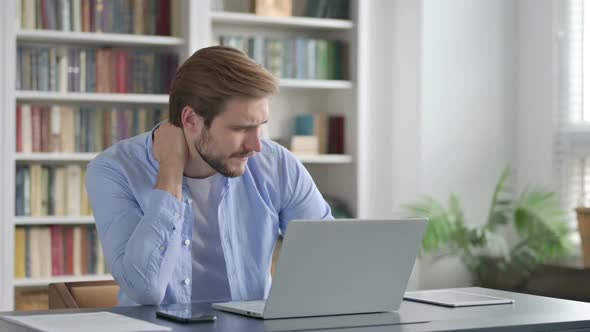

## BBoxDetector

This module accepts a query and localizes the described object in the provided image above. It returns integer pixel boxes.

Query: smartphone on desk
[156,308,217,323]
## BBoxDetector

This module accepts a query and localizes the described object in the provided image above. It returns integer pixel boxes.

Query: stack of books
[290,113,345,155]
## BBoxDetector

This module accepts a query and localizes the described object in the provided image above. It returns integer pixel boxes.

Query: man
[86,46,333,306]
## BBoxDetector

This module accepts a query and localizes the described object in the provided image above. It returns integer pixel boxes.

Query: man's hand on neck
[153,123,189,201]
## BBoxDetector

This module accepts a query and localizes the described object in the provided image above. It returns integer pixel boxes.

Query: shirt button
[184,239,190,246]
[186,199,193,204]
[174,212,180,218]
[159,245,165,252]
[184,278,191,285]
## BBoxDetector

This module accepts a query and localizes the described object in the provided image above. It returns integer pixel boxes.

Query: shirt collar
[145,120,165,172]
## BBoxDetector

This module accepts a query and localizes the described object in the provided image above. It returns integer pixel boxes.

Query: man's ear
[181,106,204,133]
[180,106,203,160]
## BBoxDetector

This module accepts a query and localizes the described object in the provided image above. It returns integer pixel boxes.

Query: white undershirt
[186,173,231,302]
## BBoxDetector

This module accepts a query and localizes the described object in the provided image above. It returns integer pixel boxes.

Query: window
[557,0,590,233]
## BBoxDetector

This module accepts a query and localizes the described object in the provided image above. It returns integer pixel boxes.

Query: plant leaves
[486,166,514,231]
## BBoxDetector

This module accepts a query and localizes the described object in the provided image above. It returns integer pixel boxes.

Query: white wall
[417,0,517,288]
[364,0,518,289]
[515,0,555,192]
[367,0,560,289]
[389,0,423,290]
[0,0,16,311]
[358,0,396,219]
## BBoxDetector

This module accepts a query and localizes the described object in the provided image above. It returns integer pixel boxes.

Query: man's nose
[244,129,262,153]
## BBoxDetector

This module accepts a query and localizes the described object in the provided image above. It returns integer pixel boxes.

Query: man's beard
[196,129,249,178]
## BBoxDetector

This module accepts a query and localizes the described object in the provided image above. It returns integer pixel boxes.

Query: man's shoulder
[253,138,293,165]
[89,133,151,170]
[247,138,301,179]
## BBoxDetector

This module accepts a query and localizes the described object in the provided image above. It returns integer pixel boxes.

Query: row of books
[14,226,107,278]
[213,0,349,20]
[21,0,171,35]
[16,46,178,94]
[16,104,166,153]
[15,164,92,217]
[291,113,345,155]
[219,35,348,80]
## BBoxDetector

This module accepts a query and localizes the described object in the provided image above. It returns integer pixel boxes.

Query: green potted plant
[403,167,573,289]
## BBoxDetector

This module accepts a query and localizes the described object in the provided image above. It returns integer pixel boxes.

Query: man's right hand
[153,123,189,201]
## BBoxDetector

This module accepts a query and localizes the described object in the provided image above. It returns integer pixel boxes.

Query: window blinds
[557,0,590,230]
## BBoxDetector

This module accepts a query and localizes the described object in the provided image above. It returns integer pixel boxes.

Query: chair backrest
[48,280,119,309]
[271,236,283,277]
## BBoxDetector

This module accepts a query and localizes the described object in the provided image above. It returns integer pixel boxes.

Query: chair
[48,280,119,309]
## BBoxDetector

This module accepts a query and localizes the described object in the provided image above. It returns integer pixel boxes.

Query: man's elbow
[122,280,166,305]
[113,265,167,305]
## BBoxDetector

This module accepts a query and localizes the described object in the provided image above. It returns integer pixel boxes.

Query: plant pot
[477,256,527,291]
[575,207,590,266]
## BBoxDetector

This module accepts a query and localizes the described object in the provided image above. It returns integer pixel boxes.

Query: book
[65,164,81,216]
[29,165,42,217]
[290,136,319,155]
[20,105,32,153]
[28,227,41,278]
[255,0,292,17]
[14,228,26,278]
[328,115,345,154]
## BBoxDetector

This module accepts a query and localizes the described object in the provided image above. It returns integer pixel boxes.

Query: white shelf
[279,79,353,89]
[14,216,94,226]
[296,154,353,164]
[15,91,170,105]
[15,152,351,164]
[15,153,98,162]
[14,274,113,287]
[17,29,185,47]
[211,12,354,30]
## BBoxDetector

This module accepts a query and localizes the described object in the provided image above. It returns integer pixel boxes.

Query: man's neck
[183,156,216,179]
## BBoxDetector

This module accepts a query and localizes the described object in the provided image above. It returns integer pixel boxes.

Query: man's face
[194,97,269,177]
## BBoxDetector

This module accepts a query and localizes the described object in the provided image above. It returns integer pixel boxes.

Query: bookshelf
[210,11,355,29]
[16,29,185,47]
[0,0,369,311]
[15,91,170,105]
[14,274,113,288]
[14,216,95,226]
[279,79,353,89]
[16,153,98,162]
[15,153,352,165]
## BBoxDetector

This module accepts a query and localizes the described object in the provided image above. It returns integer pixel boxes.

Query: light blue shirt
[86,125,333,306]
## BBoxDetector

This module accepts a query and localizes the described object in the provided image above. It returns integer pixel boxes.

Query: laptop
[212,218,428,319]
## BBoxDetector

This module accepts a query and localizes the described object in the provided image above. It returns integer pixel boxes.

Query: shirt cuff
[144,189,186,241]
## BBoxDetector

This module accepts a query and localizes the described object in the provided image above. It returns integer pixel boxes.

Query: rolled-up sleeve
[86,159,185,305]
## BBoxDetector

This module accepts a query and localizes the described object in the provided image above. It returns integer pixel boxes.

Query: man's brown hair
[168,46,278,128]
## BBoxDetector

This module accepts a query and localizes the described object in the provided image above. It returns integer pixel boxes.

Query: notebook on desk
[213,218,428,319]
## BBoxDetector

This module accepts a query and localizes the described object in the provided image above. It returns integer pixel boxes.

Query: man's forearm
[87,162,187,305]
[155,163,183,201]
